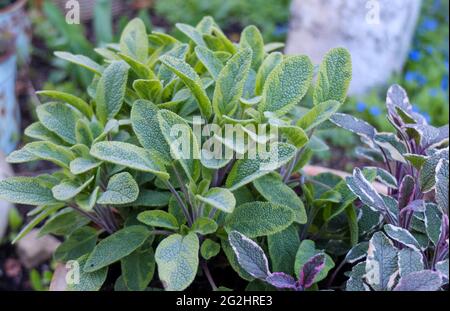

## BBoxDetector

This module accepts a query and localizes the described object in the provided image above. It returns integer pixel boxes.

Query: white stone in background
[0,151,14,240]
[16,229,60,269]
[285,0,422,96]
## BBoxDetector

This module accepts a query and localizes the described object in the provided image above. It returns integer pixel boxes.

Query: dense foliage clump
[1,16,447,291]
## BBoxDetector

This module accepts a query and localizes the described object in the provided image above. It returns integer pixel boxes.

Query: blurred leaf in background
[154,0,291,41]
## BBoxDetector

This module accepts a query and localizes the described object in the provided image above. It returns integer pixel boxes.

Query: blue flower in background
[416,73,427,86]
[422,18,438,32]
[412,105,420,113]
[423,113,431,123]
[426,45,434,54]
[405,71,417,82]
[273,24,288,37]
[356,101,366,112]
[432,0,442,12]
[369,106,381,116]
[442,75,449,91]
[445,60,449,72]
[404,71,427,85]
[429,88,439,97]
[409,50,422,62]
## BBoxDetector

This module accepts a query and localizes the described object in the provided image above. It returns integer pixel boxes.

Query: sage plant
[331,85,449,291]
[0,17,352,291]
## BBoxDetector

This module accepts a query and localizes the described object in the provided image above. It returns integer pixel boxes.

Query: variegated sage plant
[330,85,449,291]
[0,17,353,291]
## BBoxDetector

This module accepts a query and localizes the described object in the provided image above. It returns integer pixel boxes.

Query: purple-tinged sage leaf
[365,166,398,189]
[294,240,335,283]
[435,159,449,213]
[346,262,369,291]
[420,147,448,193]
[404,124,449,150]
[298,253,326,289]
[345,242,369,264]
[330,113,377,147]
[355,147,384,163]
[380,194,399,224]
[374,133,407,163]
[394,270,442,291]
[424,203,443,246]
[398,248,424,277]
[435,259,449,283]
[386,84,413,117]
[265,272,297,290]
[228,231,270,279]
[398,175,415,209]
[437,215,449,255]
[346,168,388,215]
[365,232,399,291]
[384,224,421,252]
[403,200,425,213]
[404,153,427,170]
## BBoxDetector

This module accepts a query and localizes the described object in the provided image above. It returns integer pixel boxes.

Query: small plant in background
[29,0,153,92]
[29,268,53,291]
[0,16,354,291]
[331,84,448,291]
[154,0,291,42]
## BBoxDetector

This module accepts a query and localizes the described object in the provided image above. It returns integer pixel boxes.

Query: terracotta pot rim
[0,0,27,14]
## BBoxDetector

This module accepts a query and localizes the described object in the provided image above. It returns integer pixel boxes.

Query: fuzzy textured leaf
[69,254,108,291]
[131,100,171,164]
[253,172,307,224]
[268,225,300,274]
[90,141,169,179]
[259,55,313,116]
[394,270,442,291]
[121,246,155,291]
[398,248,424,277]
[228,231,270,279]
[384,224,421,252]
[155,233,199,291]
[120,18,148,63]
[313,48,352,105]
[294,240,334,284]
[0,177,58,206]
[213,48,252,118]
[159,55,212,118]
[37,103,80,144]
[85,226,150,272]
[297,100,341,132]
[225,202,295,238]
[138,210,179,230]
[226,142,297,191]
[196,187,236,214]
[97,172,139,205]
[52,176,94,201]
[365,232,399,291]
[95,61,129,124]
[255,52,283,96]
